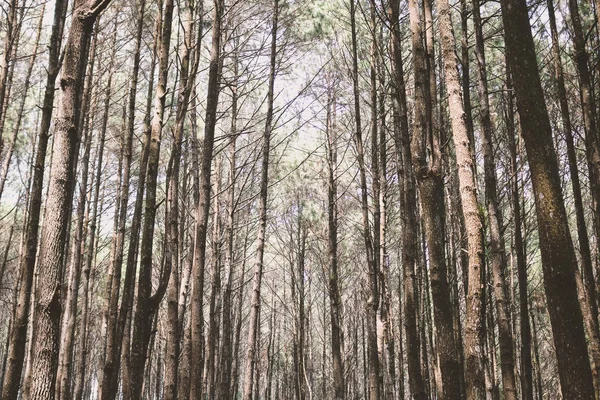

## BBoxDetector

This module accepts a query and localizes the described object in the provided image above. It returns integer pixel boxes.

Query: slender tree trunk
[128,0,175,396]
[326,73,345,400]
[0,4,44,200]
[348,2,380,398]
[547,0,600,395]
[218,43,239,400]
[504,55,534,400]
[436,0,486,396]
[164,1,197,398]
[501,0,595,396]
[471,1,518,398]
[190,0,222,398]
[98,1,147,397]
[0,0,19,157]
[242,2,278,398]
[1,1,68,396]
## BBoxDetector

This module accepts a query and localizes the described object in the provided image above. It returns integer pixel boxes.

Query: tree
[500,0,595,396]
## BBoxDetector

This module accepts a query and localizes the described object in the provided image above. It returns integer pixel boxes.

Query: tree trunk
[98,1,147,397]
[28,1,111,398]
[1,1,68,396]
[500,0,595,396]
[436,0,486,396]
[326,73,345,400]
[349,1,380,398]
[242,2,278,398]
[189,0,222,398]
[128,0,175,396]
[471,0,518,398]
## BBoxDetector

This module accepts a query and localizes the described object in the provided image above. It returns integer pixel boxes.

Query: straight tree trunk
[504,55,534,400]
[406,0,462,397]
[0,4,44,200]
[548,0,600,395]
[349,2,380,398]
[1,1,68,396]
[217,43,239,400]
[164,1,197,398]
[28,1,112,398]
[189,0,222,397]
[435,0,486,397]
[500,0,595,396]
[326,73,345,400]
[471,1,518,398]
[127,0,175,396]
[242,2,278,398]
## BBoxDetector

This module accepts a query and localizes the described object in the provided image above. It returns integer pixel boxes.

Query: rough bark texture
[28,1,111,398]
[435,0,486,397]
[500,0,595,397]
[471,1,518,398]
[127,0,174,397]
[1,1,68,397]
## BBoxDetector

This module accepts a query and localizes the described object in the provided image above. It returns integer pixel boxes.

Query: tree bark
[500,0,596,396]
[471,1,518,398]
[127,0,174,396]
[28,1,111,398]
[242,2,278,398]
[1,1,68,396]
[435,0,486,397]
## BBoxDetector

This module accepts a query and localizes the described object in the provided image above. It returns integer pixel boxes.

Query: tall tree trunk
[218,42,239,400]
[0,4,44,200]
[0,0,19,158]
[436,0,486,397]
[28,1,112,398]
[128,0,175,396]
[164,1,197,397]
[471,0,518,398]
[242,1,278,398]
[326,73,345,400]
[548,0,600,395]
[567,0,600,305]
[189,0,222,397]
[98,0,146,397]
[348,1,380,398]
[406,0,462,398]
[500,0,596,396]
[504,55,534,400]
[1,1,68,396]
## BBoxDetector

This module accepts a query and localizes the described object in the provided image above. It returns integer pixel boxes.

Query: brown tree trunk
[127,0,174,396]
[28,1,112,398]
[98,1,157,398]
[501,0,595,396]
[348,2,380,398]
[504,55,534,400]
[1,1,68,396]
[435,0,486,397]
[189,0,222,397]
[548,0,600,395]
[0,4,44,200]
[217,43,239,400]
[242,2,278,398]
[471,0,518,398]
[326,73,345,400]
[163,1,197,398]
